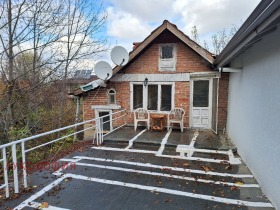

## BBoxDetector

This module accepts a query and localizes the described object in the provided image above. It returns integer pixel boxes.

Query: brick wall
[125,42,211,74]
[82,39,229,137]
[174,82,190,127]
[217,73,229,130]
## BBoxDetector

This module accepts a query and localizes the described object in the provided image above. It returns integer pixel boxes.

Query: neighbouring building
[214,0,280,208]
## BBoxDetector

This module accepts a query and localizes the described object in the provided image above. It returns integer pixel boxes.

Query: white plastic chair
[167,108,185,132]
[134,108,150,131]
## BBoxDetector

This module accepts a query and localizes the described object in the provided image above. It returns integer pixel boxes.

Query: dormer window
[107,89,116,104]
[159,43,176,71]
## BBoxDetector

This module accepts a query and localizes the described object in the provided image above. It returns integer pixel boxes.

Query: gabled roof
[112,20,214,76]
[73,20,214,96]
[214,0,280,67]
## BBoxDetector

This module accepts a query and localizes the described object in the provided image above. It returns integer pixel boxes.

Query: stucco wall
[227,27,280,208]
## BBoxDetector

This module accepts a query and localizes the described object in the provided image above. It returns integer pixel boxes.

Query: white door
[95,110,113,131]
[191,79,212,128]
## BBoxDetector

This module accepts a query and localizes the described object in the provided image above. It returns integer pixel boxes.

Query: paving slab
[195,130,236,151]
[133,130,167,145]
[103,126,145,143]
[167,129,195,146]
[3,135,274,210]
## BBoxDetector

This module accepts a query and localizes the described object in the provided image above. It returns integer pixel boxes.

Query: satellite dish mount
[95,45,129,81]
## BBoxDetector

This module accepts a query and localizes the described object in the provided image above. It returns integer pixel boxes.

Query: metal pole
[96,119,100,145]
[2,148,9,197]
[12,144,19,193]
[21,142,27,188]
[100,117,103,144]
[73,97,80,142]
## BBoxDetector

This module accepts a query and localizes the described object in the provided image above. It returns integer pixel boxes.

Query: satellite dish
[94,61,112,80]
[111,46,129,66]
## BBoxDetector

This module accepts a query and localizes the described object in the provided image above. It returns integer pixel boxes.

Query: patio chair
[167,108,185,132]
[134,108,150,131]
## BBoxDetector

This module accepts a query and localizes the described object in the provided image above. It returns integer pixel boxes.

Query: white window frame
[107,88,116,105]
[158,43,177,72]
[130,82,175,113]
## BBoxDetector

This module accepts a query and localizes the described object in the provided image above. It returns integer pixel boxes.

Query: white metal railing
[0,109,127,198]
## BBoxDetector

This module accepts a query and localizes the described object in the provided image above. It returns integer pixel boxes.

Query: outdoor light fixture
[144,78,148,87]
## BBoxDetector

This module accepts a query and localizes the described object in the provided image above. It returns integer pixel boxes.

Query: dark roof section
[214,0,280,67]
[112,20,214,76]
[73,70,93,79]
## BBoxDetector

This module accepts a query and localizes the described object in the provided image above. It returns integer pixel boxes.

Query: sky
[98,0,261,65]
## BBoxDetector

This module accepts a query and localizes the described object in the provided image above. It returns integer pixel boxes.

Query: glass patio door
[191,80,211,128]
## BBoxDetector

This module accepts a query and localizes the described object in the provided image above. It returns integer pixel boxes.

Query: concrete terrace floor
[4,126,275,210]
[103,126,235,150]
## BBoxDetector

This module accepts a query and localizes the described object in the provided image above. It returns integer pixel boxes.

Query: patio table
[150,113,166,131]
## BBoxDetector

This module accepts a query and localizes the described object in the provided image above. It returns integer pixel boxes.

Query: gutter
[215,0,280,67]
[80,79,107,92]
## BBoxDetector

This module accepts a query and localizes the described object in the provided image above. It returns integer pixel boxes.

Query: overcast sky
[101,0,261,57]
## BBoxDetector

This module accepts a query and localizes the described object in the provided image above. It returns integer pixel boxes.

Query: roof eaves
[112,21,167,76]
[166,22,214,64]
[214,0,280,67]
[112,20,214,76]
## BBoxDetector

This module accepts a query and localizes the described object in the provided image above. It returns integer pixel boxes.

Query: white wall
[227,26,280,208]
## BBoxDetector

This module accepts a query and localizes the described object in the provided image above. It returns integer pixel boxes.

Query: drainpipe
[73,96,81,142]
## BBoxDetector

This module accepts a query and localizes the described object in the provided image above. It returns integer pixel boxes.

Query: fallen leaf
[165,198,173,202]
[38,202,49,209]
[236,181,244,186]
[230,186,239,191]
[201,165,214,172]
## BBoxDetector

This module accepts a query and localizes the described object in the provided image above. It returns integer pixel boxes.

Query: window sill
[91,104,121,110]
[158,69,176,72]
[131,109,171,114]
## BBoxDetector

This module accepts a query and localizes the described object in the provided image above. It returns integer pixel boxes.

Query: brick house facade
[76,20,229,137]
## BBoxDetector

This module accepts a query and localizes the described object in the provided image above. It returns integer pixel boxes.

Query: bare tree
[191,26,200,44]
[0,0,36,134]
[190,24,240,55]
[0,0,108,141]
[203,40,209,51]
[211,24,239,55]
[57,0,107,128]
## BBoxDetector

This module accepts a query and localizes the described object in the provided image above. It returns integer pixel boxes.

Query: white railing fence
[0,109,127,198]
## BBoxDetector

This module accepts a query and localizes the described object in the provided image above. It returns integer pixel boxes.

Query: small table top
[150,113,165,119]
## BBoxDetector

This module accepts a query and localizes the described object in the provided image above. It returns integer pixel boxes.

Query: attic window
[159,44,176,71]
[161,46,173,59]
[108,89,116,104]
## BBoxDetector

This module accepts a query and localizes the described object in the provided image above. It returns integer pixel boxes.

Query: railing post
[12,144,19,193]
[2,147,9,198]
[21,142,27,188]
[100,117,103,144]
[96,119,100,145]
[74,96,80,142]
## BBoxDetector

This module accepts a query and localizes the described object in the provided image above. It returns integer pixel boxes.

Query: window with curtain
[147,85,158,110]
[161,85,172,111]
[132,83,173,111]
[133,84,143,109]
